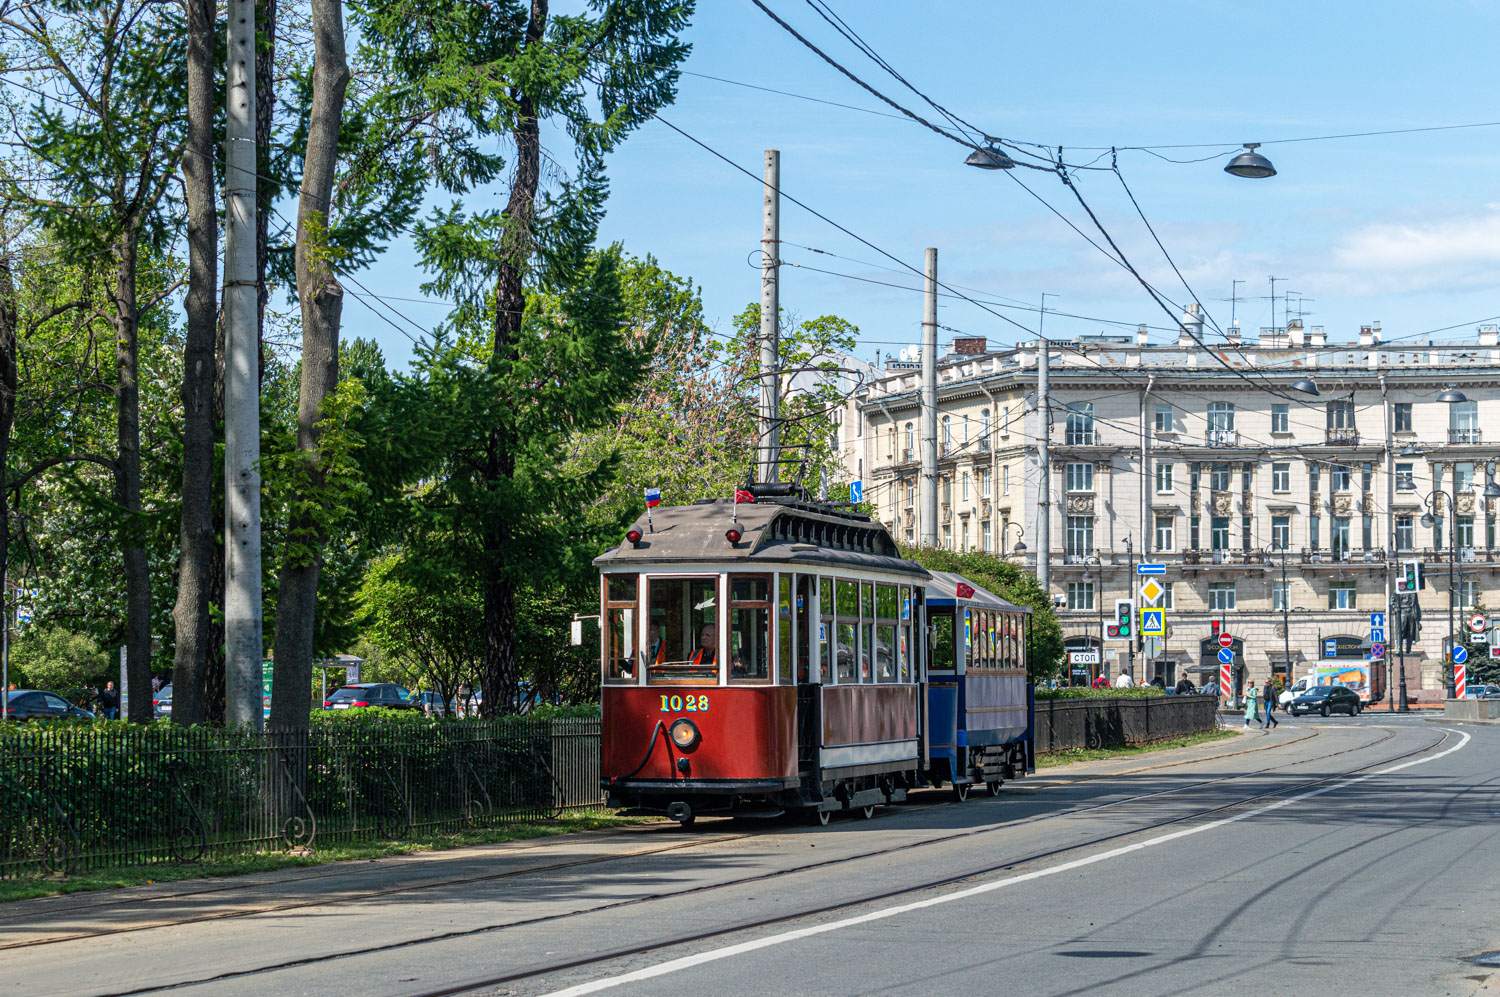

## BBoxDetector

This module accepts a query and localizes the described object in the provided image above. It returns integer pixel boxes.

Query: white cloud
[1324,209,1500,293]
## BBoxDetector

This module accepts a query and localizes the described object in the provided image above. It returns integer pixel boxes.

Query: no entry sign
[1219,633,1234,649]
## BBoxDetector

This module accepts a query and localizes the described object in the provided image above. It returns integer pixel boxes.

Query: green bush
[1037,686,1164,700]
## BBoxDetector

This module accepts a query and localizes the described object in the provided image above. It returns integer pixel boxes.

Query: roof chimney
[1310,325,1326,347]
[1136,323,1149,346]
[1178,303,1204,347]
[1359,325,1373,347]
[1288,318,1305,348]
[1371,320,1382,344]
[1480,324,1499,347]
[1226,321,1242,346]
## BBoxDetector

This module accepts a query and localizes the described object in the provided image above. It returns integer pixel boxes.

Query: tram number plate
[659,694,709,713]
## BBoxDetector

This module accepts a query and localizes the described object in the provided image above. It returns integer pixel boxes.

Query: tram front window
[646,576,718,683]
[603,574,638,684]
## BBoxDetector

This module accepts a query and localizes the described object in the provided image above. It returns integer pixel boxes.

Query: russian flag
[644,487,662,508]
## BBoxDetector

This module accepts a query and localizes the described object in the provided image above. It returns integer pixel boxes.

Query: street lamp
[964,145,1016,170]
[1224,143,1277,179]
[1289,377,1320,396]
[1436,386,1469,404]
[1001,521,1026,557]
[1264,545,1293,694]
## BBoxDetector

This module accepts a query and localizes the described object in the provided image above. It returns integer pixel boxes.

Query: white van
[1279,674,1315,707]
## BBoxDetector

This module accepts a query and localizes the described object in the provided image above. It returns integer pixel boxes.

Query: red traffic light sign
[1218,633,1234,648]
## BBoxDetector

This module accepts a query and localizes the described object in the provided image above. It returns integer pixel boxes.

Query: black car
[1289,683,1362,717]
[3,689,95,720]
[322,683,417,711]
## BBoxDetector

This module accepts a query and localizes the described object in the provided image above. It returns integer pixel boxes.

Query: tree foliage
[10,626,109,693]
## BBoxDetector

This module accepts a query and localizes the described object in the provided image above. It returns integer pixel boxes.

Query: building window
[1272,516,1290,550]
[1002,466,1010,495]
[1461,579,1480,609]
[943,476,952,505]
[1161,581,1174,610]
[1326,398,1355,432]
[1211,516,1229,550]
[1068,581,1094,611]
[1272,463,1290,493]
[1272,580,1289,612]
[1190,464,1201,491]
[1456,462,1475,493]
[1241,464,1253,492]
[1451,400,1480,443]
[1066,402,1095,445]
[1241,516,1252,550]
[1395,515,1414,552]
[1156,463,1174,493]
[906,480,915,507]
[1394,402,1413,433]
[1331,464,1351,492]
[1155,403,1174,433]
[982,520,992,552]
[1208,400,1236,431]
[1190,516,1200,549]
[1066,516,1094,555]
[1332,516,1351,556]
[1207,582,1236,611]
[943,524,952,549]
[1310,464,1320,493]
[1458,515,1475,550]
[1396,462,1415,491]
[961,471,970,501]
[905,529,913,543]
[1065,462,1094,492]
[942,415,951,447]
[1362,515,1373,550]
[981,468,991,498]
[980,408,991,443]
[1155,515,1174,551]
[1328,583,1356,610]
[1362,462,1373,493]
[1310,517,1321,550]
[1001,405,1011,437]
[962,415,970,445]
[1271,403,1289,433]
[1210,463,1231,492]
[961,519,969,550]
[1433,515,1444,550]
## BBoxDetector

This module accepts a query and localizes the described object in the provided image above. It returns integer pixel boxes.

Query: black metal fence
[1033,695,1218,752]
[0,718,604,881]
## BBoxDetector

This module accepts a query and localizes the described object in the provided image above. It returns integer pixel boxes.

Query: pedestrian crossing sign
[1140,608,1166,636]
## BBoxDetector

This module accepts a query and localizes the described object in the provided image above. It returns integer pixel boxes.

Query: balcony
[901,448,915,464]
[1064,431,1097,446]
[1204,429,1238,447]
[1450,428,1483,444]
[1063,552,1095,564]
[1325,427,1360,445]
[1299,547,1388,564]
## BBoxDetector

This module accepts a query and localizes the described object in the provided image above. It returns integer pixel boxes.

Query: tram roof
[925,570,1031,614]
[595,498,927,579]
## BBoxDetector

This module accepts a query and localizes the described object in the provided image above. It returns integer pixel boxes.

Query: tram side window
[835,578,858,684]
[729,575,771,682]
[875,583,899,682]
[931,614,955,672]
[860,583,876,683]
[898,585,913,682]
[646,576,718,684]
[796,575,814,683]
[982,611,994,668]
[777,575,794,684]
[819,576,834,682]
[604,574,638,683]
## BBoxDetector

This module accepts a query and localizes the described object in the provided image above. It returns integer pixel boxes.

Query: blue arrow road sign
[850,480,863,503]
[1370,627,1385,644]
[1217,647,1234,664]
[1454,645,1469,664]
[1370,612,1385,629]
[1137,563,1166,575]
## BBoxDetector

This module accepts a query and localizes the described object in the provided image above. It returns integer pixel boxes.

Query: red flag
[734,488,756,504]
[955,581,976,599]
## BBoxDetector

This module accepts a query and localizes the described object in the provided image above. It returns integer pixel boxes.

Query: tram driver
[689,623,717,667]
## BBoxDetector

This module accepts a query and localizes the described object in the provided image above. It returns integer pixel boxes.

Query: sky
[351,0,1500,371]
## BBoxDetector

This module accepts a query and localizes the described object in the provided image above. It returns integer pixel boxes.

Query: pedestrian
[1262,679,1279,728]
[1243,683,1261,729]
[99,681,119,720]
[1113,669,1135,688]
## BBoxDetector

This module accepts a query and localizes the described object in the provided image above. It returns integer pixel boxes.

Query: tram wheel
[985,780,1002,797]
[953,783,971,802]
[861,804,877,820]
[809,808,831,827]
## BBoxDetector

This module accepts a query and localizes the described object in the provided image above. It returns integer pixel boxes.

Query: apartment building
[842,316,1500,699]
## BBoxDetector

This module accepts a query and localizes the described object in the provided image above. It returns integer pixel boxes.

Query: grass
[1036,727,1239,769]
[0,812,651,905]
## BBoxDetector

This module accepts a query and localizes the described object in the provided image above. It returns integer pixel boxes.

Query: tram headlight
[668,718,701,750]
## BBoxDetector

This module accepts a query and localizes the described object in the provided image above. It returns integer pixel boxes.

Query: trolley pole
[224,0,263,728]
[919,247,938,547]
[758,149,780,483]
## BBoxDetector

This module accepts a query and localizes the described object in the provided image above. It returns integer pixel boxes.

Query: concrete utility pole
[1036,334,1051,591]
[919,247,938,546]
[224,0,263,729]
[759,149,780,483]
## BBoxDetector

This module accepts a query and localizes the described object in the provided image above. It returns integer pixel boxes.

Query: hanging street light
[965,145,1016,170]
[1289,377,1320,396]
[1225,142,1277,179]
[1437,386,1469,404]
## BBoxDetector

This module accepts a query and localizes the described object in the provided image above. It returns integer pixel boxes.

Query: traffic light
[1211,618,1221,639]
[1396,559,1424,593]
[1107,598,1134,640]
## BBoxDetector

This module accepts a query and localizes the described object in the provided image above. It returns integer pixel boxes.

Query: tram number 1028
[660,694,709,713]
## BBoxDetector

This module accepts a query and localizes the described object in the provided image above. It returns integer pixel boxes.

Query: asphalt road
[7,716,1499,997]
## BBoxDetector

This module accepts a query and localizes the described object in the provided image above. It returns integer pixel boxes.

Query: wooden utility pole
[759,149,780,483]
[224,0,263,728]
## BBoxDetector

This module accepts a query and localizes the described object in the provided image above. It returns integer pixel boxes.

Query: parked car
[1470,684,1500,699]
[322,683,416,711]
[410,690,443,715]
[153,683,173,718]
[3,689,95,720]
[1288,683,1362,717]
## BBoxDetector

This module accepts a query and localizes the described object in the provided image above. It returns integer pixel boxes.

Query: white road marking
[543,728,1472,997]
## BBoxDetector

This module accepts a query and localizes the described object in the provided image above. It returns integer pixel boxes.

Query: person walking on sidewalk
[1262,679,1279,728]
[1244,683,1261,729]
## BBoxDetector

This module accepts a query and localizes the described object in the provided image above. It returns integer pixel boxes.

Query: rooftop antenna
[1268,276,1287,332]
[1039,292,1056,340]
[1230,279,1243,332]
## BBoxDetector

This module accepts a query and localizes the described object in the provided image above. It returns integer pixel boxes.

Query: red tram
[596,490,928,825]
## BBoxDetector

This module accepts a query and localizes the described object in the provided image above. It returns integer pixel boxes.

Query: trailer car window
[835,578,858,684]
[875,583,899,682]
[931,614,954,671]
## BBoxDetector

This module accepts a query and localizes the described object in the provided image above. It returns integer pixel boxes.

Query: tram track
[55,724,1444,997]
[2,723,1322,949]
